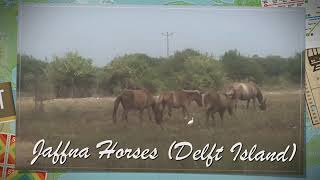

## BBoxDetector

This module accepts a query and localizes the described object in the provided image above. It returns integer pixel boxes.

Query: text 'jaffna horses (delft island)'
[224,82,267,110]
[112,89,162,125]
[157,89,202,121]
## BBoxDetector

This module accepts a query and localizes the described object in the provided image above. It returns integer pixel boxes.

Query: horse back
[204,91,233,112]
[158,90,196,107]
[134,90,155,107]
[173,90,194,106]
[158,91,173,104]
[121,89,152,109]
[203,91,219,109]
[234,83,257,100]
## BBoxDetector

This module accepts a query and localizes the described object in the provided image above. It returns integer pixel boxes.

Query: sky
[19,5,305,66]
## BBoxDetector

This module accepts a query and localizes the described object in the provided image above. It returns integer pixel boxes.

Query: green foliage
[259,55,288,77]
[234,0,261,6]
[18,54,48,92]
[20,49,303,97]
[221,49,264,83]
[287,52,304,83]
[174,54,225,89]
[221,50,303,85]
[0,8,18,82]
[165,1,194,5]
[102,53,158,94]
[48,51,96,97]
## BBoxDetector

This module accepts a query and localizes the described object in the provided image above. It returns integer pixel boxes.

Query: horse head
[193,90,203,107]
[259,98,267,111]
[224,86,236,98]
[152,102,164,125]
[183,90,203,107]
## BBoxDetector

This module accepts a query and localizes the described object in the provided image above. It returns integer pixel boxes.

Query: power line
[161,32,174,57]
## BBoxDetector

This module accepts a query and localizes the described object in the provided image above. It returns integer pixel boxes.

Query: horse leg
[123,109,128,122]
[163,105,169,121]
[246,99,250,109]
[168,105,172,118]
[206,109,210,126]
[228,106,233,116]
[253,98,256,110]
[234,99,238,110]
[182,106,189,120]
[161,102,167,117]
[121,108,125,121]
[139,109,144,125]
[211,111,216,127]
[147,108,152,121]
[219,110,225,127]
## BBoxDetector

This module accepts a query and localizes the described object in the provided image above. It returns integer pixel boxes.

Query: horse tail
[113,95,122,123]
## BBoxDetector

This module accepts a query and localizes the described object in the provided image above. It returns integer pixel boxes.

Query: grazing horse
[202,90,234,127]
[224,82,267,110]
[158,89,202,120]
[112,89,162,124]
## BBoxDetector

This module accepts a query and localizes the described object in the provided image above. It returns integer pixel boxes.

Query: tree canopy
[19,49,303,98]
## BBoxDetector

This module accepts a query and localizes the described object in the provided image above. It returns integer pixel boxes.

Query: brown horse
[202,90,234,127]
[112,89,162,124]
[224,82,267,110]
[158,89,202,120]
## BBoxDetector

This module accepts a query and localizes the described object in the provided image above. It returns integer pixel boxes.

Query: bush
[20,49,303,97]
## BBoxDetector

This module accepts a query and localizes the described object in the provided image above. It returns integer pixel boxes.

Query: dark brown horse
[158,89,202,120]
[202,90,234,127]
[224,82,267,110]
[112,89,162,124]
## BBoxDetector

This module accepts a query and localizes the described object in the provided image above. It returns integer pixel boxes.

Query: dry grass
[16,90,304,175]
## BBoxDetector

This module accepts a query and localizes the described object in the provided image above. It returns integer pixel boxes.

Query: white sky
[19,5,305,66]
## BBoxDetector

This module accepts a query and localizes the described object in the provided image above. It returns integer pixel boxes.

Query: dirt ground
[16,90,304,175]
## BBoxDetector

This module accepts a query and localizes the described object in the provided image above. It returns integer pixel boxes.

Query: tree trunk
[34,82,39,112]
[71,77,75,98]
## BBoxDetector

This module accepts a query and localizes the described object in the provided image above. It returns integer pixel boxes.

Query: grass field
[16,90,304,175]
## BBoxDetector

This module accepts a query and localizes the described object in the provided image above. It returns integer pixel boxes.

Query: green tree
[102,53,159,94]
[18,54,49,112]
[287,52,304,83]
[48,51,96,98]
[221,49,264,83]
[177,54,225,89]
[259,55,288,77]
[18,54,48,92]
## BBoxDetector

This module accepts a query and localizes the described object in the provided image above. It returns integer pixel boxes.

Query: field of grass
[16,90,304,175]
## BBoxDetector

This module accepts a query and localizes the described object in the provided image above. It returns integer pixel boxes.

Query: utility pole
[162,32,174,57]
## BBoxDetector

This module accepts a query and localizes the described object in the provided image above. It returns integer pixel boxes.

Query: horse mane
[240,82,264,104]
